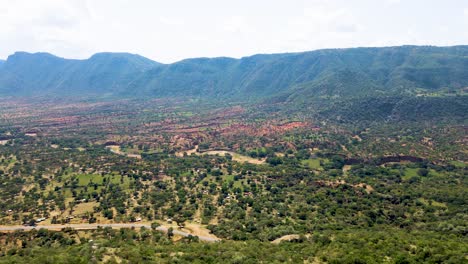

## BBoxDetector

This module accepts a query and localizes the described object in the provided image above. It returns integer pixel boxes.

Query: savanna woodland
[0,46,466,263]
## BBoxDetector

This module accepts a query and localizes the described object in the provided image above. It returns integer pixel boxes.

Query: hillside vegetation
[1,46,467,100]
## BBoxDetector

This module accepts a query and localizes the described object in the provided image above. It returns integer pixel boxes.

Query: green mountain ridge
[1,46,468,100]
[0,52,159,95]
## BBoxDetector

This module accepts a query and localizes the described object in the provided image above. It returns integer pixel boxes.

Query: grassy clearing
[73,201,99,215]
[429,169,441,177]
[73,173,131,187]
[403,168,419,180]
[223,174,244,188]
[51,173,134,201]
[76,174,104,186]
[417,198,447,208]
[450,160,467,167]
[233,181,243,189]
[223,174,235,182]
[301,158,322,169]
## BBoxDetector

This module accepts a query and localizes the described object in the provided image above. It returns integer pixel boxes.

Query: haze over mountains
[0,45,467,101]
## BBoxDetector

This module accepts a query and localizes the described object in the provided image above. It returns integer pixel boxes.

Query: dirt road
[0,223,220,242]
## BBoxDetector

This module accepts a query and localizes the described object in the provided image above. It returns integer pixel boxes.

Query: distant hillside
[1,46,468,100]
[0,52,159,96]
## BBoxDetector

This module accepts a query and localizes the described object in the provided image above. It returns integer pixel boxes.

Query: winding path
[0,223,220,242]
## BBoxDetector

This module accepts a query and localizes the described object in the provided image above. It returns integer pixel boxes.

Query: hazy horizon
[1,0,467,63]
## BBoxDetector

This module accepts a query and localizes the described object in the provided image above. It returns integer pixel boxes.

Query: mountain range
[0,45,467,101]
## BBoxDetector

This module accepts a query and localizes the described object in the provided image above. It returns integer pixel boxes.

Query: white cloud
[385,0,402,5]
[221,16,250,33]
[0,0,92,58]
[277,3,362,52]
[159,16,185,26]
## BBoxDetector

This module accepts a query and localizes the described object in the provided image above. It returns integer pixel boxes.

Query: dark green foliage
[0,228,466,263]
[317,95,468,125]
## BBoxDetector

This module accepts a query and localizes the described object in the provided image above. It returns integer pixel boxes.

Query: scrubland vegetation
[0,95,466,263]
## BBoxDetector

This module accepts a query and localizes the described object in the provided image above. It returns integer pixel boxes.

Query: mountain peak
[8,51,64,60]
[90,52,145,59]
[89,52,160,66]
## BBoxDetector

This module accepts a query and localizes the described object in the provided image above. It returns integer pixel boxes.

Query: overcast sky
[1,0,467,63]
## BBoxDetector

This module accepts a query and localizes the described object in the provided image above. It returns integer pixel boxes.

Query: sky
[0,0,467,63]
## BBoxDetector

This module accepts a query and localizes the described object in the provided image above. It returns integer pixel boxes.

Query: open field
[0,223,220,242]
[200,150,266,164]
